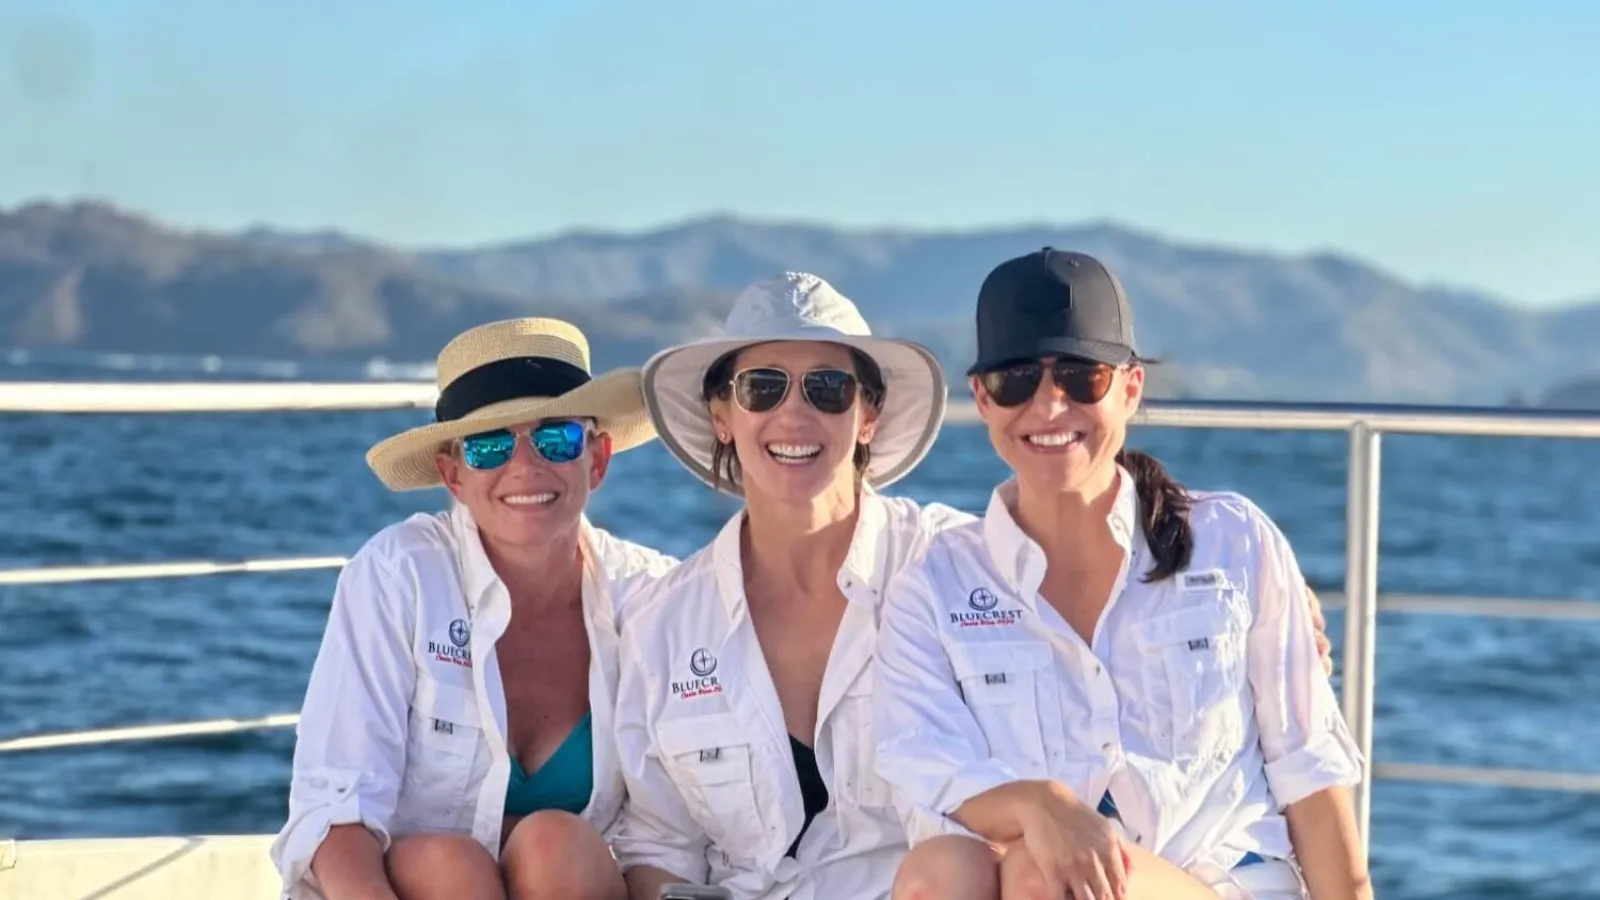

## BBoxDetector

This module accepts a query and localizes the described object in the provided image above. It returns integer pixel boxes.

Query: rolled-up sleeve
[269,548,417,898]
[874,566,1021,846]
[608,625,711,884]
[1244,505,1364,808]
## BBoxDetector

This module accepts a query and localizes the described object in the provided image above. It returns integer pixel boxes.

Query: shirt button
[1101,741,1114,752]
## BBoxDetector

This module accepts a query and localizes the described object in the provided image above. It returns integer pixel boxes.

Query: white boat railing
[5,381,1600,852]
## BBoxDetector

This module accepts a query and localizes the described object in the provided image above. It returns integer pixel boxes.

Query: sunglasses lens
[981,364,1044,407]
[461,430,517,469]
[801,369,858,414]
[732,369,790,413]
[1055,362,1114,404]
[532,420,587,463]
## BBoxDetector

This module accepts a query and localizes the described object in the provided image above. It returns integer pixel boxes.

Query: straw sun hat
[366,318,656,491]
[641,272,948,497]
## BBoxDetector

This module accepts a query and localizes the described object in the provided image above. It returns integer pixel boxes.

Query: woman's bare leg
[500,810,626,900]
[387,832,507,900]
[891,834,1003,900]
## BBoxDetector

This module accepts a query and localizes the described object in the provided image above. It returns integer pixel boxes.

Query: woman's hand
[1014,781,1131,900]
[1304,583,1334,676]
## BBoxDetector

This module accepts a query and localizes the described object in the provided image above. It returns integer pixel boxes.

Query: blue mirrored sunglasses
[460,420,589,469]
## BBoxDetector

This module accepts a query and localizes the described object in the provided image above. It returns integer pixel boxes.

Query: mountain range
[3,200,1597,406]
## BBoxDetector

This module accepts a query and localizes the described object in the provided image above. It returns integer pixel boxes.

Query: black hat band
[434,356,591,423]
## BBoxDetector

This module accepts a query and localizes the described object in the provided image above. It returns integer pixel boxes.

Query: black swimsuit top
[785,734,830,858]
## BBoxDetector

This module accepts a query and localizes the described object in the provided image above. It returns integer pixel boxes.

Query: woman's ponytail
[1115,448,1193,582]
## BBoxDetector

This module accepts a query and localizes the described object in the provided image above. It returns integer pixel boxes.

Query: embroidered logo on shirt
[427,618,473,669]
[671,647,723,700]
[433,719,454,734]
[690,648,718,677]
[949,587,1024,628]
[1187,638,1210,651]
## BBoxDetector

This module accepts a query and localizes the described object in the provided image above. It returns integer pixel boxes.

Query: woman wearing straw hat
[605,272,972,900]
[874,249,1369,900]
[270,318,676,900]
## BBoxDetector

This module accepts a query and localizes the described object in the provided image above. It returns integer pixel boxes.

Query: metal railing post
[1342,422,1382,849]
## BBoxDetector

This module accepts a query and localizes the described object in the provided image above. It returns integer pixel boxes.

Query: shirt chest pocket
[948,641,1055,777]
[1135,602,1246,766]
[399,678,481,830]
[655,713,771,861]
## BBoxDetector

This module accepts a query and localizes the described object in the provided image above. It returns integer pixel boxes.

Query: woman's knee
[891,835,1001,900]
[387,832,505,900]
[501,810,624,900]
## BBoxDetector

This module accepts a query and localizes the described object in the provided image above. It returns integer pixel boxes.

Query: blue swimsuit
[504,712,594,816]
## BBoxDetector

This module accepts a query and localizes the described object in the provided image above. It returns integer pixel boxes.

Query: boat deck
[0,835,278,900]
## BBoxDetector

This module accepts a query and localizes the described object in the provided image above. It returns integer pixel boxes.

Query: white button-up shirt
[874,470,1364,874]
[609,491,973,900]
[269,503,677,900]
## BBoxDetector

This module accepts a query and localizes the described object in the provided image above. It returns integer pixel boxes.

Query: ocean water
[2,363,1598,899]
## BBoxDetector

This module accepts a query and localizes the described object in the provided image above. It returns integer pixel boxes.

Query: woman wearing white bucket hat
[607,272,975,900]
[270,317,677,900]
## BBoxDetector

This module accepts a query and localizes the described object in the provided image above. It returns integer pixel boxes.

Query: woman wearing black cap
[872,250,1371,900]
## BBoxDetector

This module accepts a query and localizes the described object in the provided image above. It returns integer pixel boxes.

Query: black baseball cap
[967,247,1140,375]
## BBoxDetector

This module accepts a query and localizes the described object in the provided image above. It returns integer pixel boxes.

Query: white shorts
[1189,858,1308,900]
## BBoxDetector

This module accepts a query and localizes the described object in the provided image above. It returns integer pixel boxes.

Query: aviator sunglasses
[728,366,862,415]
[980,359,1119,407]
[459,420,591,470]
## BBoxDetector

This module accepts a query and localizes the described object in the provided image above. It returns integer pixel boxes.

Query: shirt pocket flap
[948,641,1050,704]
[413,678,478,726]
[1137,605,1236,648]
[654,714,754,787]
[947,640,1051,679]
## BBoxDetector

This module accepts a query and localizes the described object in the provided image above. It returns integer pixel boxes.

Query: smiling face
[972,356,1144,497]
[433,417,612,555]
[706,341,881,506]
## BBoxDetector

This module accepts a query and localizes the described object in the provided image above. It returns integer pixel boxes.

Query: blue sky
[2,0,1596,305]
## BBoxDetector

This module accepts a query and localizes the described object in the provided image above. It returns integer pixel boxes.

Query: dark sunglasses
[979,359,1119,407]
[728,367,860,415]
[459,420,590,469]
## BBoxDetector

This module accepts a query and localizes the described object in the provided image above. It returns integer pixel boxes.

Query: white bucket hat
[366,317,655,491]
[641,272,948,497]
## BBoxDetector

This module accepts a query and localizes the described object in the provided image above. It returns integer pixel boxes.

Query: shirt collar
[980,464,1141,603]
[712,486,894,620]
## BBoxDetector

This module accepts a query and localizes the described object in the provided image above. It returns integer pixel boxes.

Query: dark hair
[1115,448,1193,582]
[701,345,886,492]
